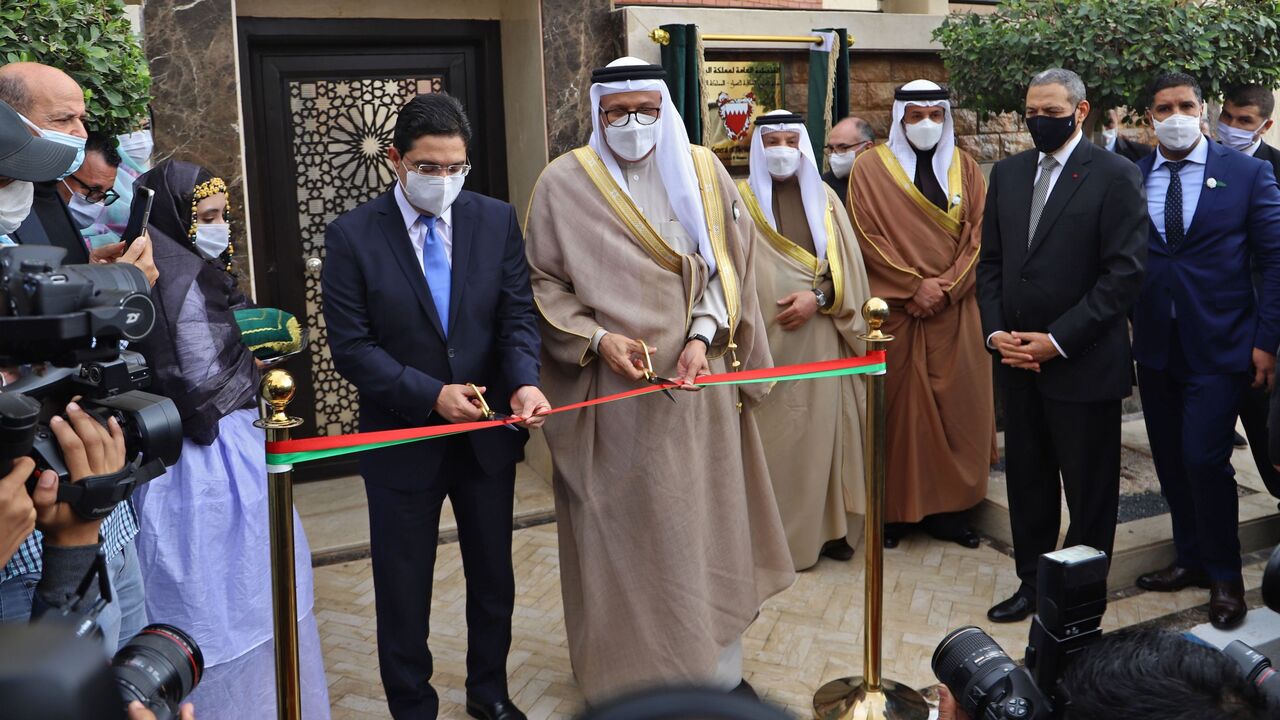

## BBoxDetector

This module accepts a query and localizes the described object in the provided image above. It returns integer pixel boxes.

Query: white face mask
[828,150,856,179]
[402,169,466,217]
[1216,120,1263,153]
[117,130,154,165]
[603,116,659,162]
[1153,113,1202,152]
[62,181,105,230]
[764,146,802,178]
[904,118,944,151]
[1101,128,1118,142]
[0,180,34,235]
[194,223,230,261]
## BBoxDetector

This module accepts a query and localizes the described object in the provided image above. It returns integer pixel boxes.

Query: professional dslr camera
[932,546,1108,720]
[0,549,203,720]
[0,244,182,518]
[934,544,1280,718]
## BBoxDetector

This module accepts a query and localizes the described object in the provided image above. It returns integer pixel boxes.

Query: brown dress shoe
[1209,579,1247,629]
[1136,565,1211,592]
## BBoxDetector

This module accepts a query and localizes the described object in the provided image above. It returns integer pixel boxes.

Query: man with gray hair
[822,115,875,199]
[977,67,1147,622]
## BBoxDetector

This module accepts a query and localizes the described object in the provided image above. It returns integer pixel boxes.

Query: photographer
[937,628,1271,720]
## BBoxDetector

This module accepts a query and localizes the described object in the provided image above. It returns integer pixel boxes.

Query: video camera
[931,546,1108,720]
[0,548,203,720]
[0,244,182,519]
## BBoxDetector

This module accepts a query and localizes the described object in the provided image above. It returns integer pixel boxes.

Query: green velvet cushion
[234,308,303,360]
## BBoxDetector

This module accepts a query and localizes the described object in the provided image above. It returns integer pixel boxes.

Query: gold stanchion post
[813,299,929,720]
[256,369,304,720]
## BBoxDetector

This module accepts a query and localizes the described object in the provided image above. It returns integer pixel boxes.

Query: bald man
[822,116,875,200]
[0,63,155,282]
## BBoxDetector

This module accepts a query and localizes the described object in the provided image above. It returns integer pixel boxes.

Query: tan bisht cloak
[848,143,994,523]
[738,180,870,570]
[524,145,795,703]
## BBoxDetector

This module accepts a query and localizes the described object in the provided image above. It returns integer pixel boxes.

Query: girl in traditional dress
[130,160,329,719]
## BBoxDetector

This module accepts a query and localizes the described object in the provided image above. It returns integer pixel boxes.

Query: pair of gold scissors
[638,340,678,403]
[467,383,521,431]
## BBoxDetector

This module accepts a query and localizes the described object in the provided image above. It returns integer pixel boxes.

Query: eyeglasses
[67,174,120,205]
[599,107,661,128]
[401,160,472,178]
[824,140,872,154]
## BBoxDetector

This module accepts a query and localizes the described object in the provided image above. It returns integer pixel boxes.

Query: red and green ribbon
[266,351,886,467]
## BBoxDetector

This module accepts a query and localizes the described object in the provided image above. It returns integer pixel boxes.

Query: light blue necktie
[419,215,450,336]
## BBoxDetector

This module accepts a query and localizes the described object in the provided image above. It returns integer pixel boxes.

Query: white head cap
[587,56,716,272]
[747,109,831,260]
[887,79,956,199]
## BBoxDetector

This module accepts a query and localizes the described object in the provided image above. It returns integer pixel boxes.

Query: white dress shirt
[588,154,730,353]
[395,182,453,271]
[1034,129,1084,199]
[986,130,1084,358]
[1147,134,1208,243]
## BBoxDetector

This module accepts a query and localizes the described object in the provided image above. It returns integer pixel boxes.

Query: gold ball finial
[859,297,895,343]
[259,369,303,428]
[650,28,671,46]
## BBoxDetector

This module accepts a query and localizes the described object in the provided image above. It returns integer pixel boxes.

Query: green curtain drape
[807,29,850,163]
[659,24,703,144]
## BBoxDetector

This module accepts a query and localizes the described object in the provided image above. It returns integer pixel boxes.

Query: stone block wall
[848,52,1030,164]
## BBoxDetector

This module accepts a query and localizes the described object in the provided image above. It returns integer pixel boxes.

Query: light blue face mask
[19,114,85,179]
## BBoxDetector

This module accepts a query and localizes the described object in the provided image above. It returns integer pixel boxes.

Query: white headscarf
[587,56,716,272]
[747,109,831,260]
[886,79,956,199]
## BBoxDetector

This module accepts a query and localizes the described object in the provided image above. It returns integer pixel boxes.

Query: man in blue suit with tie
[1132,73,1280,629]
[323,93,548,720]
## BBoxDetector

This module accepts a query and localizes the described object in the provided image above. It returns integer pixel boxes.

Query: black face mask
[1026,113,1077,154]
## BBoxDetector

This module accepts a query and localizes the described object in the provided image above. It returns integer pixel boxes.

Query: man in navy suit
[1132,73,1280,630]
[323,93,547,720]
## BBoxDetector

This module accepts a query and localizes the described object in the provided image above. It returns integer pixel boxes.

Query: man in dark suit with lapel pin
[978,68,1148,623]
[1215,84,1280,499]
[1132,73,1280,630]
[323,92,547,720]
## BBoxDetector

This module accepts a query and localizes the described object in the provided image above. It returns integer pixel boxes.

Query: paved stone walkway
[314,523,1271,720]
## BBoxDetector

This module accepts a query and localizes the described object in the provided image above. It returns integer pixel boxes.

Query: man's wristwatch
[689,333,712,350]
[811,287,829,309]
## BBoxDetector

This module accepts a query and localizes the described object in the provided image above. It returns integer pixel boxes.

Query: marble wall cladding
[143,0,253,287]
[540,0,623,159]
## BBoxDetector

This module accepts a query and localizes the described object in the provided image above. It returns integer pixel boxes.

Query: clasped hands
[433,384,551,428]
[906,277,949,319]
[991,330,1059,372]
[598,332,708,391]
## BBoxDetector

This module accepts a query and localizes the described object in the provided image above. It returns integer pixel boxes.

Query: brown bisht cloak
[848,143,994,523]
[524,145,795,702]
[738,180,871,570]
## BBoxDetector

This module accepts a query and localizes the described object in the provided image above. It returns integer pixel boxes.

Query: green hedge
[0,0,150,136]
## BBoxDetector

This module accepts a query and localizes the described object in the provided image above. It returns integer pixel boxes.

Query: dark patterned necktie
[1164,160,1188,250]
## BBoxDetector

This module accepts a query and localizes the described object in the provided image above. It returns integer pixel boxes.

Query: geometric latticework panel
[288,77,444,435]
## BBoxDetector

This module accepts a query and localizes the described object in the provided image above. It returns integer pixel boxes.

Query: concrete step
[973,418,1280,592]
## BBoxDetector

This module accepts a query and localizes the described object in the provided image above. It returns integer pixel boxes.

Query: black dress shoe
[732,679,759,701]
[466,698,528,720]
[883,535,899,549]
[1233,430,1249,448]
[821,538,855,561]
[1136,565,1211,592]
[927,527,982,549]
[987,592,1035,623]
[1209,579,1247,630]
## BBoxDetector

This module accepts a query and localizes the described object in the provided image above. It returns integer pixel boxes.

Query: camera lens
[932,626,1018,717]
[113,623,204,719]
